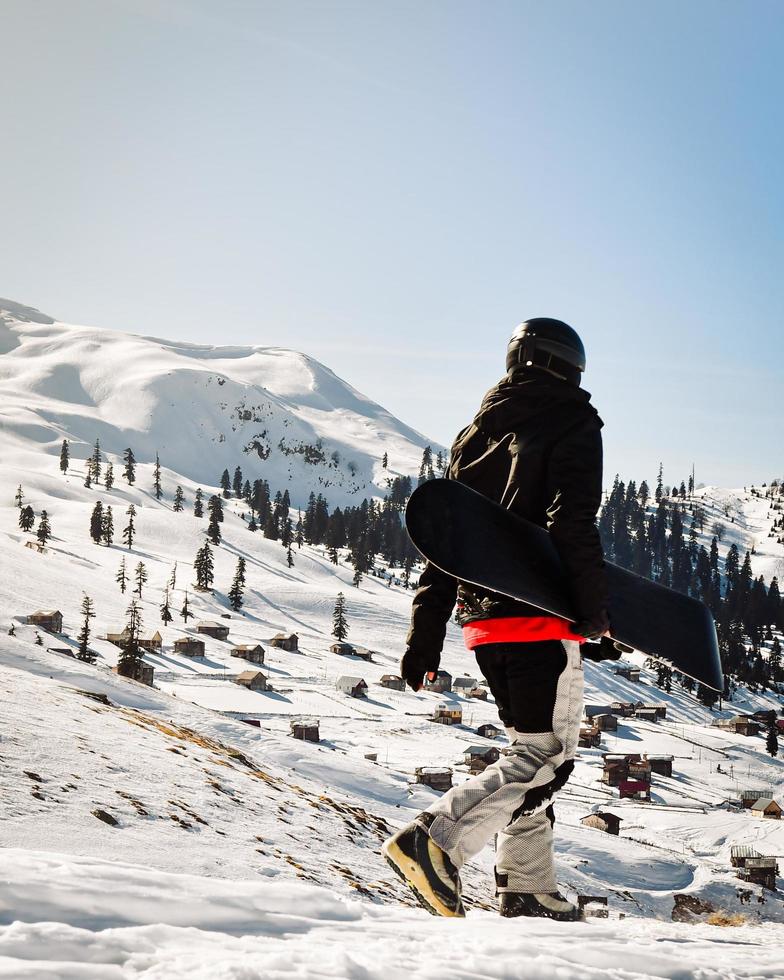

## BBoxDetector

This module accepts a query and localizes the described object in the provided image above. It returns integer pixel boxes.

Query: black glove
[572,610,611,641]
[582,636,633,662]
[401,648,440,691]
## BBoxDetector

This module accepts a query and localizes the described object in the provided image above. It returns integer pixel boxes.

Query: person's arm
[401,560,458,689]
[544,419,609,637]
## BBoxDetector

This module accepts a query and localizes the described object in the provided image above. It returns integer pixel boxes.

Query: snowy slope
[0,299,441,509]
[1,298,784,977]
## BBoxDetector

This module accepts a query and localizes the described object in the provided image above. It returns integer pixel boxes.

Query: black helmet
[506,318,586,381]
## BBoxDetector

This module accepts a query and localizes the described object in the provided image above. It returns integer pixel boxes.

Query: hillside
[1,299,783,977]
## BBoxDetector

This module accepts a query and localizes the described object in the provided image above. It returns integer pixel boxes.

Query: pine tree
[116,556,128,593]
[59,440,70,474]
[766,724,779,758]
[655,463,663,503]
[90,501,104,543]
[123,504,136,549]
[194,488,204,518]
[286,542,294,567]
[281,517,293,548]
[169,562,177,590]
[84,466,92,489]
[194,542,214,590]
[332,592,349,641]
[207,507,222,545]
[329,545,339,565]
[134,561,148,597]
[123,447,136,485]
[180,590,192,622]
[382,451,388,469]
[352,567,362,588]
[153,453,163,500]
[14,485,23,508]
[76,594,96,663]
[117,599,143,678]
[173,486,185,512]
[160,586,173,624]
[208,494,224,522]
[101,505,114,546]
[248,514,258,532]
[104,461,114,490]
[91,439,102,484]
[233,466,243,497]
[295,515,304,549]
[220,469,231,498]
[36,510,51,546]
[228,557,246,611]
[18,505,35,532]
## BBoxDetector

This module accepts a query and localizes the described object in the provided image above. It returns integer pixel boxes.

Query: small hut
[113,663,154,687]
[174,636,206,658]
[579,726,601,749]
[106,629,162,651]
[477,723,502,739]
[750,798,782,820]
[613,665,640,682]
[415,767,453,791]
[196,621,230,641]
[648,755,674,777]
[580,812,622,835]
[467,686,488,700]
[380,674,405,691]
[634,707,659,723]
[619,779,650,801]
[231,644,265,664]
[740,790,769,809]
[27,610,63,633]
[593,713,618,732]
[424,670,452,694]
[464,746,501,773]
[610,701,635,717]
[433,706,462,726]
[453,676,479,692]
[270,632,299,652]
[336,676,368,698]
[290,719,320,742]
[234,670,269,692]
[330,641,356,656]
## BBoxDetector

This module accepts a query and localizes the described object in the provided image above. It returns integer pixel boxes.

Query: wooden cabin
[464,746,501,772]
[636,703,667,719]
[750,798,782,820]
[231,644,265,664]
[585,704,614,719]
[330,641,356,656]
[415,767,453,791]
[424,670,452,694]
[579,726,601,748]
[174,637,206,658]
[619,779,651,801]
[270,632,299,652]
[106,629,162,651]
[234,670,269,692]
[593,713,618,732]
[433,706,462,726]
[379,674,405,691]
[467,686,488,700]
[27,610,63,633]
[740,790,769,809]
[453,676,479,692]
[580,812,622,835]
[634,707,659,723]
[113,663,154,687]
[477,723,502,739]
[732,846,779,890]
[648,755,674,777]
[336,676,368,698]
[196,620,230,641]
[613,665,640,682]
[610,701,635,717]
[290,719,320,742]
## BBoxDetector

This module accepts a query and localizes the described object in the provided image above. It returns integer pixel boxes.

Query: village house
[106,629,163,652]
[26,610,63,633]
[613,664,640,682]
[750,798,782,820]
[234,670,269,692]
[113,663,154,687]
[415,767,453,792]
[467,686,488,700]
[433,706,462,726]
[602,754,652,787]
[740,790,770,809]
[269,632,299,652]
[580,812,622,835]
[463,746,501,773]
[750,709,777,724]
[636,702,667,719]
[619,779,651,801]
[592,713,618,732]
[634,707,659,723]
[453,676,479,692]
[585,704,614,719]
[379,674,405,691]
[174,636,206,658]
[579,726,601,749]
[477,723,502,739]
[196,620,230,641]
[330,641,356,656]
[712,716,763,737]
[336,676,368,698]
[24,540,46,554]
[610,701,635,717]
[648,755,674,778]
[290,719,320,743]
[424,670,452,694]
[231,644,265,665]
[731,846,779,891]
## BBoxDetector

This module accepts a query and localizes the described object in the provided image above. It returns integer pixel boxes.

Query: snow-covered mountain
[0,299,440,509]
[1,299,783,978]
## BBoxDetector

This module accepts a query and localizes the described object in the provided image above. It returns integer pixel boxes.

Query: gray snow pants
[424,639,583,893]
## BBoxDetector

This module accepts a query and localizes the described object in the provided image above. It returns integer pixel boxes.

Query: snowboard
[405,479,723,691]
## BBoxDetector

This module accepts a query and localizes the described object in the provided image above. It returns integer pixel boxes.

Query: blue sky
[2,0,782,487]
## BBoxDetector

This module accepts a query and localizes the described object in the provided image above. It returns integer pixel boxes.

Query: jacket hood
[474,374,602,435]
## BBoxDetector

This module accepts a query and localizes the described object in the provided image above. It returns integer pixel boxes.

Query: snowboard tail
[405,479,723,691]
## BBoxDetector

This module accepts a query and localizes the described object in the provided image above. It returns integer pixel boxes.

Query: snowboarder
[383,319,611,921]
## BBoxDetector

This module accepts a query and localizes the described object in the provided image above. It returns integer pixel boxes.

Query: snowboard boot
[498,891,584,922]
[382,814,465,917]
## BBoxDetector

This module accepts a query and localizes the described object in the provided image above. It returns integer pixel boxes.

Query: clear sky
[2,0,782,488]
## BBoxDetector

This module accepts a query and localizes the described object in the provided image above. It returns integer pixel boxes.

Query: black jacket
[406,372,609,662]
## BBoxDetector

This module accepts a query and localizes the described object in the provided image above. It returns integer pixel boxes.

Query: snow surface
[1,300,783,977]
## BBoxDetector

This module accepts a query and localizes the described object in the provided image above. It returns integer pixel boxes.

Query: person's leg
[423,640,581,868]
